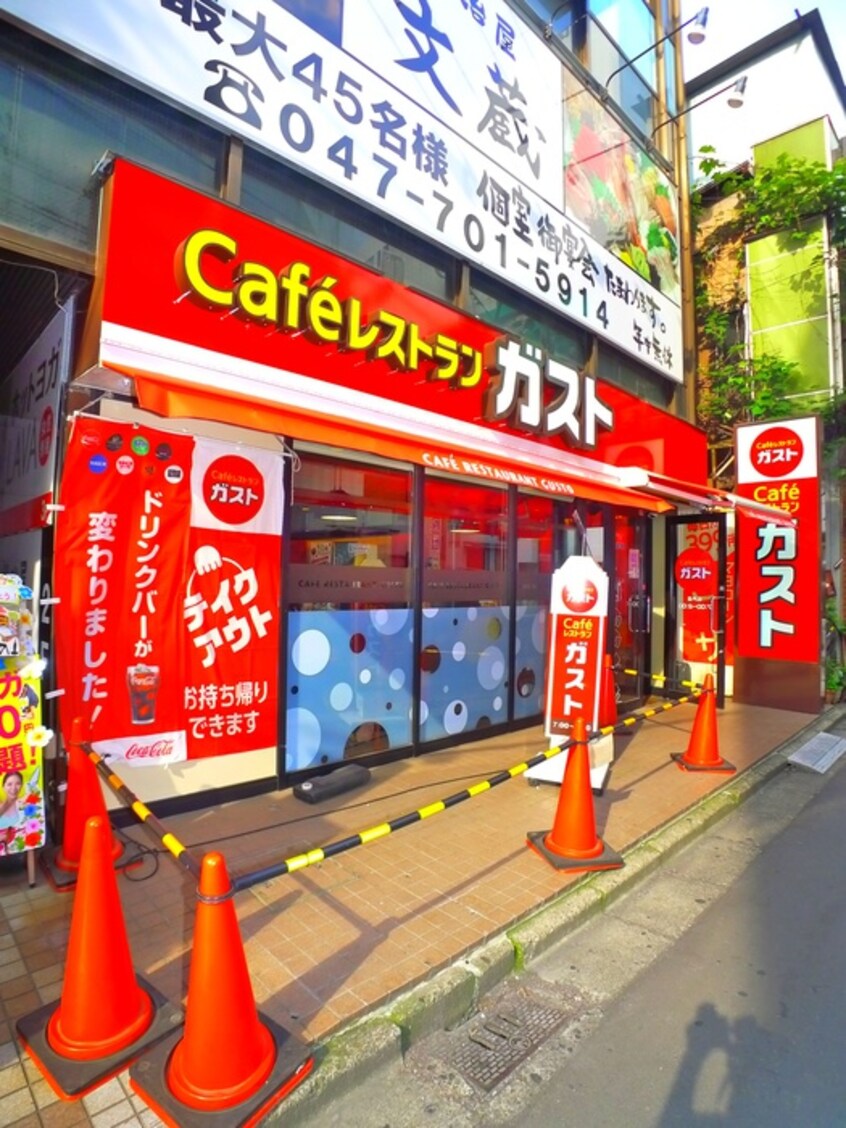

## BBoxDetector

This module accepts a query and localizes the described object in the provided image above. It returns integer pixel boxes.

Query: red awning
[616,468,797,526]
[123,366,672,513]
[80,321,789,528]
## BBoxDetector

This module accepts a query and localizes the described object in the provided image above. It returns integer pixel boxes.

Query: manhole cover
[445,988,569,1092]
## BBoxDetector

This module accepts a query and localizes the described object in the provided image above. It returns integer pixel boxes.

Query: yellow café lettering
[179,229,236,308]
[753,482,801,513]
[561,616,593,631]
[175,229,482,387]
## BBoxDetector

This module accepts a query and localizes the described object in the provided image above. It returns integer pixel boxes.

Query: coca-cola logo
[125,740,174,760]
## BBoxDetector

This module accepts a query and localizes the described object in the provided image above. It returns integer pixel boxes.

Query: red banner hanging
[54,418,283,763]
[734,418,820,664]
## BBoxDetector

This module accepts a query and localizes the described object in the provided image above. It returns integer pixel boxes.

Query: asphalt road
[284,746,846,1127]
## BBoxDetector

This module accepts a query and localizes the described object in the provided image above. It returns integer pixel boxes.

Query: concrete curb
[273,705,846,1123]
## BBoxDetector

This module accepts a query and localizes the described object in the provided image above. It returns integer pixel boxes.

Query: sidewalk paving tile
[0,696,835,1126]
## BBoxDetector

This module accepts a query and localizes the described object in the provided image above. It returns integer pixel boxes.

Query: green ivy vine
[693,149,846,479]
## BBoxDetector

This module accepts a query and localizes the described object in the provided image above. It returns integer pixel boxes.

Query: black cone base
[16,976,182,1100]
[527,830,624,873]
[40,840,143,892]
[671,752,736,774]
[129,1012,314,1128]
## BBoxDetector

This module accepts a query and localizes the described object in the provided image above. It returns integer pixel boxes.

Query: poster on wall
[676,543,718,673]
[674,522,735,687]
[53,417,283,764]
[0,300,73,535]
[734,418,820,664]
[0,574,48,856]
[563,76,681,304]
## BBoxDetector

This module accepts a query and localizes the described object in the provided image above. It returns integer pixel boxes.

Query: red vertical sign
[182,439,281,759]
[54,419,283,763]
[734,418,820,664]
[544,556,608,738]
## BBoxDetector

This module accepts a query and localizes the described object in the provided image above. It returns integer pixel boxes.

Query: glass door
[665,515,728,706]
[612,511,651,711]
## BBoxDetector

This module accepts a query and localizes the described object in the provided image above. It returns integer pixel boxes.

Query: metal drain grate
[445,989,569,1092]
[788,732,846,773]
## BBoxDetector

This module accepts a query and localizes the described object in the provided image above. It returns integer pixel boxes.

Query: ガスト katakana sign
[544,555,608,738]
[54,417,283,763]
[734,418,820,664]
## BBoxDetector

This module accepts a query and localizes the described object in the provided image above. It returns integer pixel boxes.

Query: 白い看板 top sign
[0,0,682,382]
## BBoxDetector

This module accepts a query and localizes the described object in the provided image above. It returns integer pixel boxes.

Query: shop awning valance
[83,321,672,513]
[80,321,793,526]
[615,467,797,527]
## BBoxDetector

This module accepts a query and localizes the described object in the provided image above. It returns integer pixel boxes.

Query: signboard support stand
[526,735,613,794]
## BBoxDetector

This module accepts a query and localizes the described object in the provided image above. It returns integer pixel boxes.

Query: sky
[680,1,846,82]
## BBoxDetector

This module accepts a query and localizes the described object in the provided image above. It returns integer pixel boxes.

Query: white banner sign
[0,1,681,380]
[0,301,73,532]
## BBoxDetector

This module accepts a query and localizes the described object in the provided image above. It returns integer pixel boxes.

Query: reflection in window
[242,145,454,303]
[290,454,411,580]
[468,272,587,369]
[285,454,413,772]
[597,342,674,407]
[423,477,507,588]
[589,0,656,89]
[421,477,509,742]
[0,25,221,250]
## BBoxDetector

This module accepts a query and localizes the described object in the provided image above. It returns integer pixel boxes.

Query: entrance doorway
[561,504,651,713]
[666,514,729,706]
[612,510,651,711]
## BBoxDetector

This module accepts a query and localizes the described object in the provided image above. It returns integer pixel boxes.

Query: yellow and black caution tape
[620,669,703,691]
[229,739,573,891]
[78,682,706,893]
[230,687,705,892]
[595,688,702,738]
[82,742,201,879]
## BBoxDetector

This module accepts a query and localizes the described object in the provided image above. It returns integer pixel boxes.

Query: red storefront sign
[734,418,820,664]
[82,159,706,488]
[54,417,283,762]
[544,556,608,738]
[675,544,718,663]
[674,526,735,668]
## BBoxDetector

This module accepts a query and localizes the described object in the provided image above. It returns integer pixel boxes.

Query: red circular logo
[750,426,803,478]
[38,407,54,466]
[202,455,265,524]
[561,579,598,613]
[674,547,717,596]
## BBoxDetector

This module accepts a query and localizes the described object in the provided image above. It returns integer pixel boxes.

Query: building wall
[0,2,711,805]
[689,30,846,182]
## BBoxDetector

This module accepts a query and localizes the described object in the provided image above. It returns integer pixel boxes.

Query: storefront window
[0,25,222,250]
[421,477,509,741]
[514,494,555,719]
[467,272,588,369]
[241,145,455,303]
[285,453,413,771]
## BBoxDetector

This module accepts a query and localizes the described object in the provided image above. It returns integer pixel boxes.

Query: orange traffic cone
[599,654,618,728]
[130,851,314,1127]
[671,674,735,773]
[41,718,136,891]
[527,716,623,873]
[16,817,181,1100]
